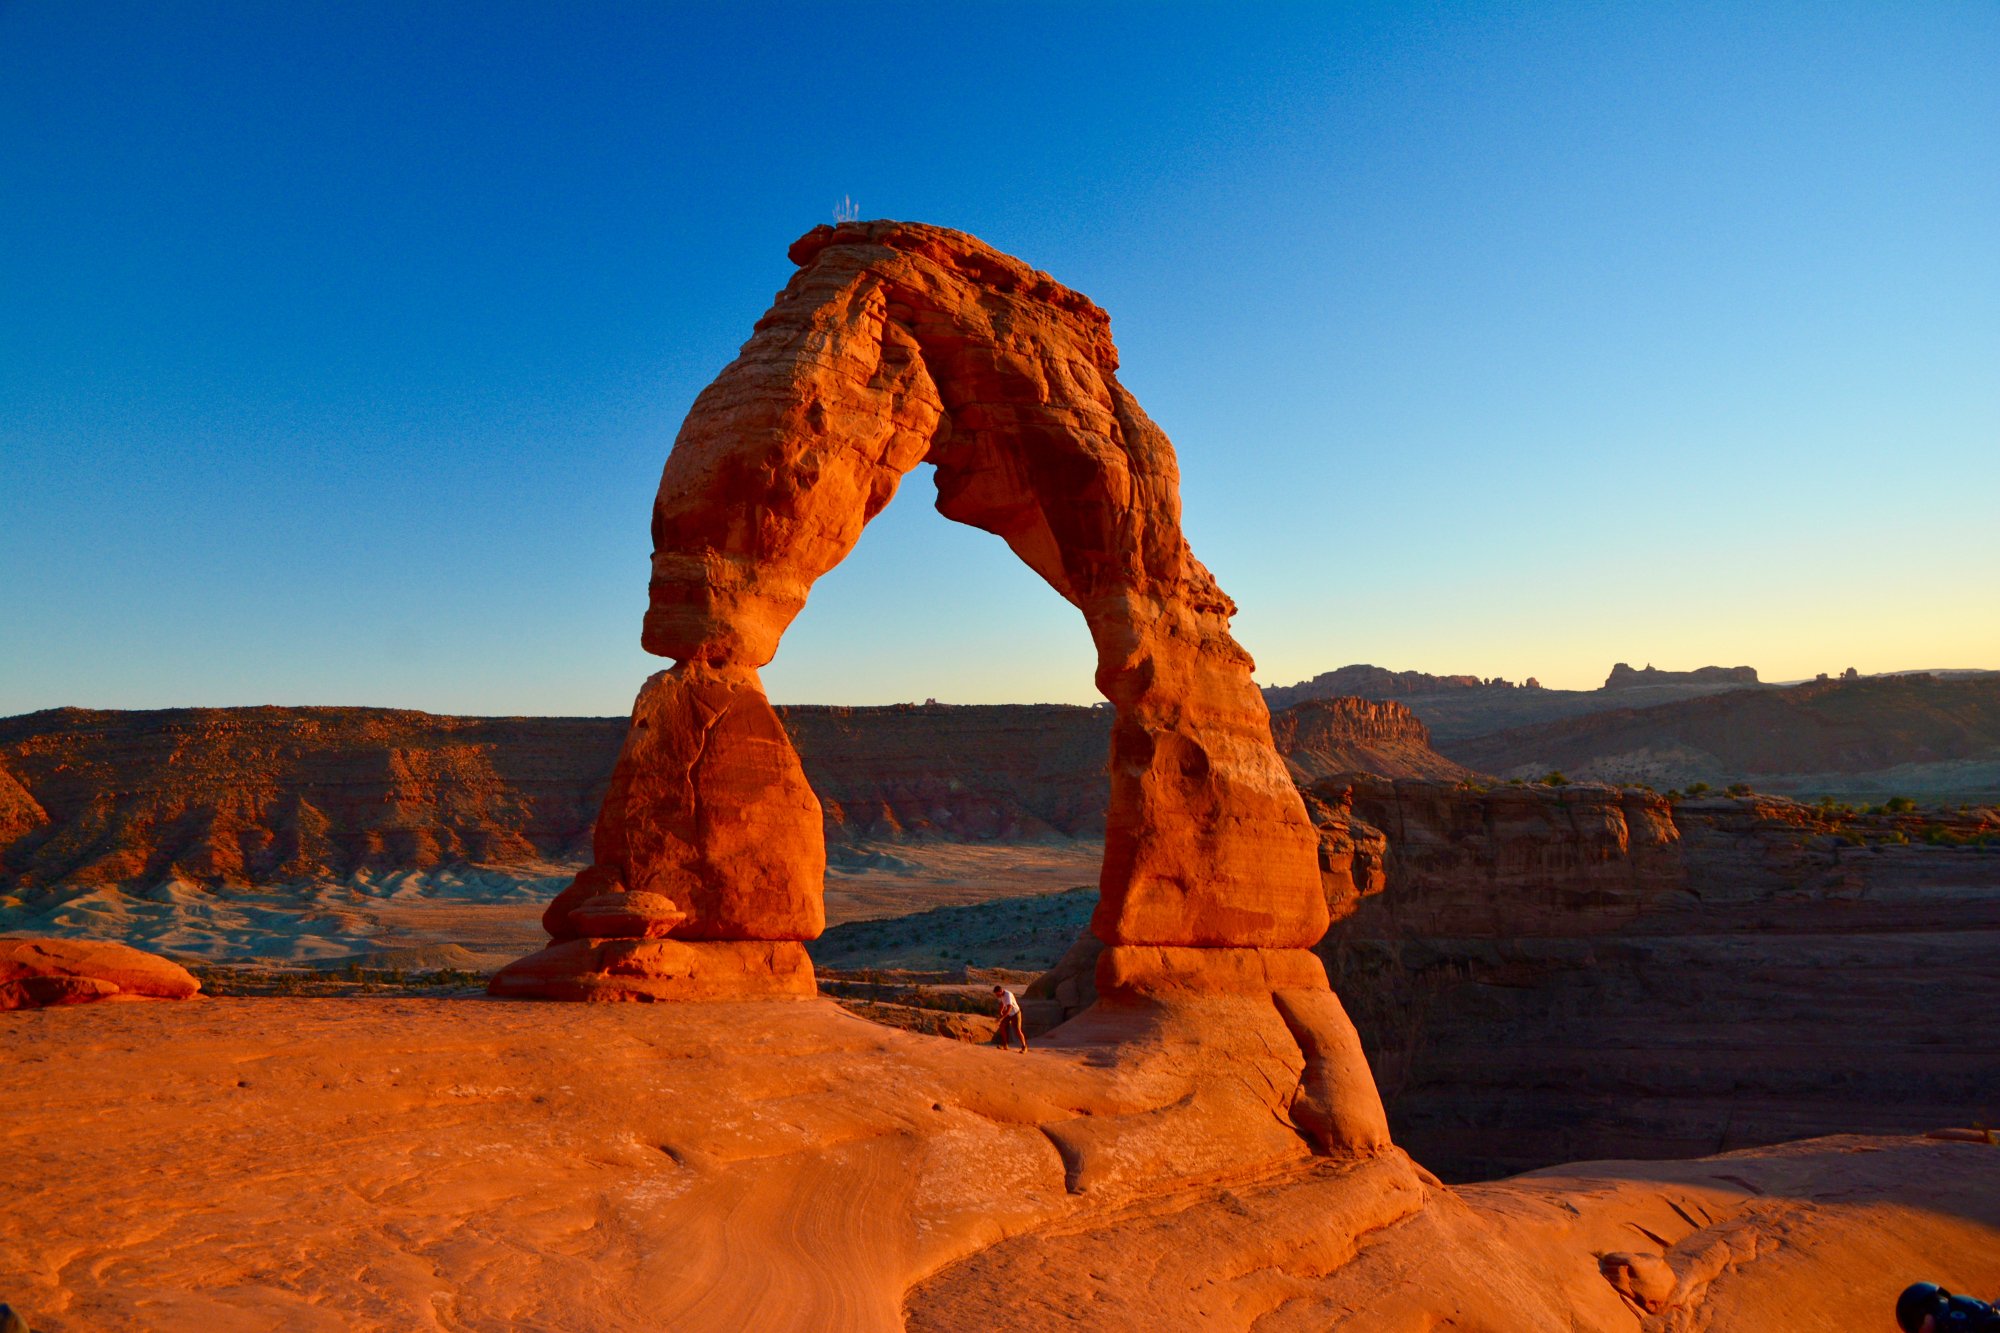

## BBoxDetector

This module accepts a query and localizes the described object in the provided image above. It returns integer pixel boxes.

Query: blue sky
[3,2,1995,715]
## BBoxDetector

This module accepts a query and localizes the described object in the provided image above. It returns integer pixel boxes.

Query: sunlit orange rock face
[496,220,1328,1000]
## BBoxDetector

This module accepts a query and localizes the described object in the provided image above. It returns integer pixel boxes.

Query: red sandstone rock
[653,221,1325,950]
[1315,776,2000,1177]
[0,936,200,1010]
[1094,944,1330,998]
[542,666,824,945]
[562,891,688,939]
[1299,782,1390,921]
[1272,986,1393,1157]
[508,220,1332,999]
[1599,1251,1677,1312]
[488,938,815,1002]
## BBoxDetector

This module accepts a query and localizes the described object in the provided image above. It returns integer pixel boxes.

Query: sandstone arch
[493,222,1334,1006]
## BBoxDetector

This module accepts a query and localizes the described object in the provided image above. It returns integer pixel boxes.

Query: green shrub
[1885,796,1917,813]
[1540,771,1569,787]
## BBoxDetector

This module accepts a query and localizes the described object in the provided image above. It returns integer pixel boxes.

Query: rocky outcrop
[535,667,825,947]
[0,936,200,1010]
[1313,778,2000,1178]
[502,220,1338,1006]
[1604,661,1759,689]
[1272,696,1477,784]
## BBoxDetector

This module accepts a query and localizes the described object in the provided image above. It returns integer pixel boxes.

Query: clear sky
[3,2,1995,716]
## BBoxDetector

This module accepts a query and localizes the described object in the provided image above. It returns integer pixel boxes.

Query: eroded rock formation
[1271,696,1476,785]
[0,936,200,1010]
[496,221,1333,1006]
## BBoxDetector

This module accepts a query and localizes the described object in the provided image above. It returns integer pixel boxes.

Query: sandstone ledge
[5,997,1993,1331]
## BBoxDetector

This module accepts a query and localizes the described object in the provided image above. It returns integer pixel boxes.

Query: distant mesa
[1604,661,1759,690]
[1450,670,2000,794]
[1263,664,1529,710]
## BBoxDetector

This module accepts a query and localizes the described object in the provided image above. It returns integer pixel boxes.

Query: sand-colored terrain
[5,995,1996,1331]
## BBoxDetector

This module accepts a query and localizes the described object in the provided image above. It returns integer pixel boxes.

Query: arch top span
[497,220,1335,1002]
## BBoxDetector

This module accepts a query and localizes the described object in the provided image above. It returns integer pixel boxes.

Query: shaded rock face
[502,221,1330,1001]
[1313,778,2000,1179]
[0,936,200,1010]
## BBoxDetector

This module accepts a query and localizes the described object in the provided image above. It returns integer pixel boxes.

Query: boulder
[0,937,200,1011]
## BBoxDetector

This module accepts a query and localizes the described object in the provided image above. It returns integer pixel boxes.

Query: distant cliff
[0,697,1471,892]
[1314,777,2000,1178]
[1604,661,1759,690]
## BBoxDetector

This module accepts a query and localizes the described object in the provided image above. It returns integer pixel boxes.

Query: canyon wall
[1314,777,2000,1178]
[0,699,1459,893]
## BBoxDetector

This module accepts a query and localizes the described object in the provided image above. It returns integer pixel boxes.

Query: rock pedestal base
[1093,944,1331,999]
[1076,943,1392,1158]
[487,939,815,1003]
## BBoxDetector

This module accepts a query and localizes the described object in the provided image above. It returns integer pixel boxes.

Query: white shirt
[996,988,1020,1017]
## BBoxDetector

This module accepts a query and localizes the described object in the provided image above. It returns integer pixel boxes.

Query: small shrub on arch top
[1540,771,1568,787]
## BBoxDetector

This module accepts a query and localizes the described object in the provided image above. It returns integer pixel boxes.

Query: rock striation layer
[498,221,1336,1008]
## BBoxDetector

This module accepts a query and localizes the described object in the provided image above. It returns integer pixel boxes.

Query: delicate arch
[498,221,1328,1001]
